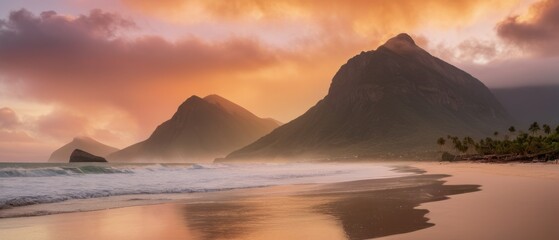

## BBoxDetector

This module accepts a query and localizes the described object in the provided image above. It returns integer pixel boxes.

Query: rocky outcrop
[69,149,108,163]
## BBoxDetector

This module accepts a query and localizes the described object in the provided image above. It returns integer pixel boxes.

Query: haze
[0,0,558,161]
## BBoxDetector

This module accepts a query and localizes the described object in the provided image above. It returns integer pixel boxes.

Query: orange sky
[1,0,558,161]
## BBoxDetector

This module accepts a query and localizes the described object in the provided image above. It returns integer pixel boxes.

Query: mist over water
[0,163,408,210]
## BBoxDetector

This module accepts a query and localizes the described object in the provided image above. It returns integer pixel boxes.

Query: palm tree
[508,126,516,134]
[464,136,475,146]
[459,144,469,154]
[529,122,541,135]
[440,123,559,162]
[543,124,551,135]
[451,138,466,154]
[437,137,446,151]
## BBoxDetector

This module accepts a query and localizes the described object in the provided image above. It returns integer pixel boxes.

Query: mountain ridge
[48,136,119,162]
[108,94,280,162]
[224,33,513,161]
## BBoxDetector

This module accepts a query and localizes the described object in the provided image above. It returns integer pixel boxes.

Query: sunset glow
[0,0,558,161]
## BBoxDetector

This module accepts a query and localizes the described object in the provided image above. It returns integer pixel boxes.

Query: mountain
[108,94,280,162]
[491,86,559,127]
[224,33,512,161]
[48,136,119,162]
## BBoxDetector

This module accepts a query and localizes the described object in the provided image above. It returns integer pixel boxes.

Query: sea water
[0,162,406,210]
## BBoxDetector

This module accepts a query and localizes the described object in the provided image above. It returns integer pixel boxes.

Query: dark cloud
[496,0,559,55]
[460,56,559,88]
[0,9,279,138]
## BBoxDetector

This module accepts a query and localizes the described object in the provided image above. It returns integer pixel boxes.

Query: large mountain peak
[224,33,513,161]
[203,94,227,103]
[381,33,426,57]
[388,33,416,45]
[177,95,205,109]
[203,94,261,120]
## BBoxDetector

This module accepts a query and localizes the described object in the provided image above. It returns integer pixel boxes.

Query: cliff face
[48,136,118,162]
[225,33,513,160]
[109,95,279,162]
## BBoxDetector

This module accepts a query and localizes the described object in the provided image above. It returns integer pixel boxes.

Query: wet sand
[380,162,559,240]
[0,166,478,240]
[2,163,559,239]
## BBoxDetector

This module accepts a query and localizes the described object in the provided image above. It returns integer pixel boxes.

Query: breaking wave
[0,163,406,210]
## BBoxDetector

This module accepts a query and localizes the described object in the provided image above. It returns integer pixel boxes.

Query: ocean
[0,162,407,213]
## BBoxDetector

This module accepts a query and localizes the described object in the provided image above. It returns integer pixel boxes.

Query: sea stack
[69,149,108,163]
[224,33,513,161]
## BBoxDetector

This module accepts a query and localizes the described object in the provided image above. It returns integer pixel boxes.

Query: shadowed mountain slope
[109,95,279,162]
[225,33,512,161]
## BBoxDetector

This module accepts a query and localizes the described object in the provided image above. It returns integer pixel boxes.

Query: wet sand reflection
[0,169,480,240]
[180,173,480,239]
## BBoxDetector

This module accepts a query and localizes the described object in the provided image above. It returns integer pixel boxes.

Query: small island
[69,149,108,163]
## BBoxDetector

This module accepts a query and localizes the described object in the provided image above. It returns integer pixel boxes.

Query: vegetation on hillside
[438,122,559,162]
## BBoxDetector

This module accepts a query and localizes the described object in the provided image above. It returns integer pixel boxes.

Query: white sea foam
[0,163,408,210]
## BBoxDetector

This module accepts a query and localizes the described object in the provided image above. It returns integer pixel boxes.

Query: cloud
[0,139,53,162]
[34,109,89,141]
[460,55,559,88]
[0,9,281,138]
[496,0,559,55]
[0,107,20,129]
[0,107,48,161]
[0,2,546,161]
[121,0,518,56]
[0,130,34,143]
[428,38,513,65]
[0,105,139,161]
[122,0,511,28]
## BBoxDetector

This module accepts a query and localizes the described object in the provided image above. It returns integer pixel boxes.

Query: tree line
[437,122,559,162]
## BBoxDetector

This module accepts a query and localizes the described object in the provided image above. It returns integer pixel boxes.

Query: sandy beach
[380,162,559,240]
[1,162,559,239]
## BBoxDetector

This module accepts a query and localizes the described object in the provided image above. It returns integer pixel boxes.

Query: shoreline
[2,162,559,239]
[0,183,323,219]
[0,163,412,219]
[0,164,480,240]
[379,161,559,239]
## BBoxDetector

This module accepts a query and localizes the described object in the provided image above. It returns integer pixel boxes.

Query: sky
[1,0,558,161]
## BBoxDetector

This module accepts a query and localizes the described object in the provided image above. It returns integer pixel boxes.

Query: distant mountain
[48,136,119,162]
[224,33,513,161]
[264,118,283,126]
[491,86,559,127]
[108,94,280,162]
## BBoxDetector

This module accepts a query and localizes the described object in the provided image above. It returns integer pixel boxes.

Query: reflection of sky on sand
[0,171,479,240]
[179,173,479,240]
[0,204,195,240]
[181,196,348,240]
